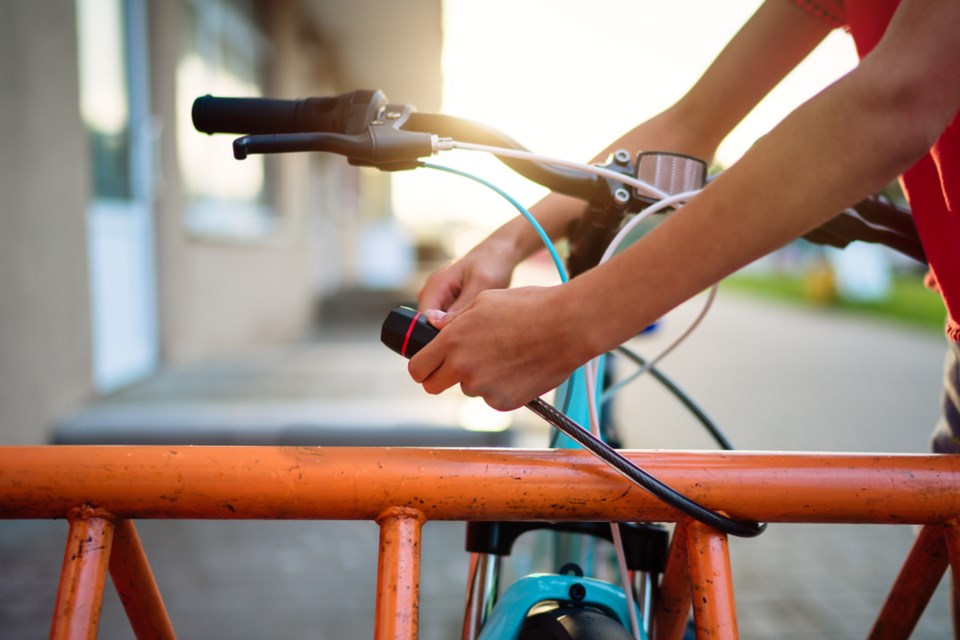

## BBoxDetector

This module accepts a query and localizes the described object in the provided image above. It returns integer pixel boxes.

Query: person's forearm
[568,1,960,358]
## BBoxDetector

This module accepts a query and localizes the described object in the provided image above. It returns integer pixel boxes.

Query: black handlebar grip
[381,306,439,359]
[192,90,386,136]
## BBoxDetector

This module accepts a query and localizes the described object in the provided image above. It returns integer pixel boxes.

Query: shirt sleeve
[789,0,846,28]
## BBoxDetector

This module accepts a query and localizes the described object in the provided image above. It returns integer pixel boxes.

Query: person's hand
[409,285,591,411]
[417,235,523,313]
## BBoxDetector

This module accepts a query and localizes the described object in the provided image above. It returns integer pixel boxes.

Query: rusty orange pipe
[653,520,692,640]
[374,507,425,640]
[2,447,960,524]
[49,508,114,640]
[686,520,737,639]
[869,523,949,639]
[943,522,960,638]
[109,519,176,639]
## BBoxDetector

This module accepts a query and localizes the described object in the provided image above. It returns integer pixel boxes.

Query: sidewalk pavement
[0,289,953,638]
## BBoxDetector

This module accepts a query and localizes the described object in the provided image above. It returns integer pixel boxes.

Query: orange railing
[2,445,959,639]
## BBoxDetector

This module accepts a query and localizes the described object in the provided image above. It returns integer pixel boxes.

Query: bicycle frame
[2,445,959,639]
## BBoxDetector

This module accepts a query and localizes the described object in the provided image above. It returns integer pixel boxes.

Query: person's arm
[410,0,960,411]
[570,0,960,359]
[418,0,831,312]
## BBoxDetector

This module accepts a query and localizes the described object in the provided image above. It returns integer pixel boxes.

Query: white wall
[0,2,94,443]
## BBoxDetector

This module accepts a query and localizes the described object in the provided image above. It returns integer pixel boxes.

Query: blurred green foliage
[723,271,946,333]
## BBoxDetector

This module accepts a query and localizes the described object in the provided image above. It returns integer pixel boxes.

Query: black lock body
[380,306,439,358]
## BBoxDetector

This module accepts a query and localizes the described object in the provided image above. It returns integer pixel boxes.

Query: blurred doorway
[77,0,158,392]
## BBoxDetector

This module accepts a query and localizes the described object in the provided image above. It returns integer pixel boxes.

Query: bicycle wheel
[517,605,634,640]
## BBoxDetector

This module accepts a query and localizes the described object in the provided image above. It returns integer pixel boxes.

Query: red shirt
[794,0,960,339]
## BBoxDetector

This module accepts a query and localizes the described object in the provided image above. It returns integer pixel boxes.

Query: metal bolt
[613,149,631,165]
[385,112,402,120]
[568,583,587,601]
[613,188,631,205]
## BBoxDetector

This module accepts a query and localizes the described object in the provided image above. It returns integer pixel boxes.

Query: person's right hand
[417,235,523,313]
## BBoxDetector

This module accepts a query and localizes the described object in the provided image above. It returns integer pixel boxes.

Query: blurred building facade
[0,0,442,444]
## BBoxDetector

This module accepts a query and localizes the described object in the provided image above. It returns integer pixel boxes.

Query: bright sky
[392,0,858,246]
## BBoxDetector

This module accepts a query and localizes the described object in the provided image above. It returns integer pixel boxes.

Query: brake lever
[803,195,926,264]
[232,101,439,171]
[234,132,369,159]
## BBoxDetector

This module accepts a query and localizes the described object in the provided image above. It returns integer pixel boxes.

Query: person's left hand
[408,285,590,411]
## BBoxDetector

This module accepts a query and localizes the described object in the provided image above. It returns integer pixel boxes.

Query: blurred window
[77,0,132,200]
[76,0,160,391]
[176,0,274,239]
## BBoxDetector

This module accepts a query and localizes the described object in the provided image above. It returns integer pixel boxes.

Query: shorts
[931,341,960,453]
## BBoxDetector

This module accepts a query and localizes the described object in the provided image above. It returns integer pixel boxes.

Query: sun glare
[392,0,858,241]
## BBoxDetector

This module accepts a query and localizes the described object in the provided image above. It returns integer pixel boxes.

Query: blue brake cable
[421,162,569,283]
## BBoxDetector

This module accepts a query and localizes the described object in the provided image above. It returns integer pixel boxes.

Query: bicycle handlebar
[192,88,925,263]
[403,113,600,200]
[192,90,386,136]
[192,90,601,200]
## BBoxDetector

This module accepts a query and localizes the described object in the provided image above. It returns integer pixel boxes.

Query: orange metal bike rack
[2,445,960,639]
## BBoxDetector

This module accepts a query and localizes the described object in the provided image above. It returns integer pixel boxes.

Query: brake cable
[526,397,765,538]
